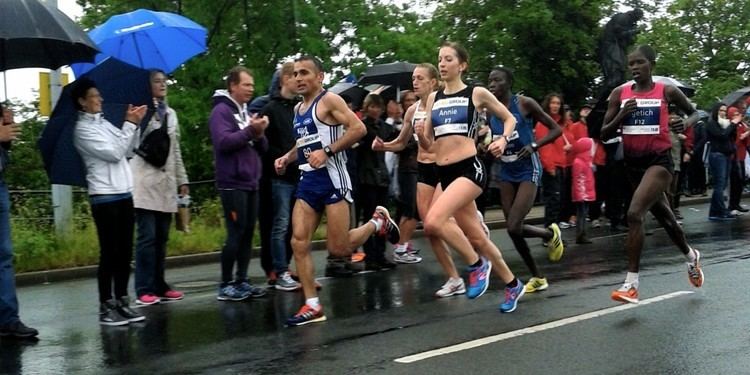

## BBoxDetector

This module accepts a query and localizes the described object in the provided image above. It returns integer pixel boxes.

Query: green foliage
[429,0,614,106]
[637,0,750,108]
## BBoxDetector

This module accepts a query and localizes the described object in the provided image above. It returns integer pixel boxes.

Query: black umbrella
[0,0,98,71]
[38,58,152,186]
[328,82,370,109]
[358,62,416,94]
[722,87,750,106]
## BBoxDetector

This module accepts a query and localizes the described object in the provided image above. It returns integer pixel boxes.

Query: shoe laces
[280,272,295,283]
[296,304,319,317]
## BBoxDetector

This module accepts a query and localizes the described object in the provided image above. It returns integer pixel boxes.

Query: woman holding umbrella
[72,78,148,326]
[415,42,525,312]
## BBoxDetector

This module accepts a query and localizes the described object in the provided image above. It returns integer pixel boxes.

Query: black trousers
[541,170,561,227]
[91,197,135,303]
[357,184,388,262]
[219,189,258,285]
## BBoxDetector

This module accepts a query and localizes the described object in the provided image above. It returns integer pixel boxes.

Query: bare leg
[418,183,459,279]
[648,192,691,255]
[500,181,545,278]
[425,177,514,283]
[290,200,322,300]
[398,217,418,246]
[625,166,673,272]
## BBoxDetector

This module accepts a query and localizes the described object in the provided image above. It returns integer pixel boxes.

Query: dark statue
[598,9,644,91]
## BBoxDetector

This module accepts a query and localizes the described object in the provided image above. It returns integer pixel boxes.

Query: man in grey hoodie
[208,66,269,301]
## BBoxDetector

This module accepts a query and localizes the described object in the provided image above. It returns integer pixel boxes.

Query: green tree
[637,0,750,108]
[428,0,614,106]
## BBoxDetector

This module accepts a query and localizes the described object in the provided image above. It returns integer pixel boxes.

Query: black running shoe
[116,297,146,323]
[100,300,129,326]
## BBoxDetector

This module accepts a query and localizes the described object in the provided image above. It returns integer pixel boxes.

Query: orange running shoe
[351,252,366,263]
[611,284,639,304]
[286,304,326,326]
[687,249,704,288]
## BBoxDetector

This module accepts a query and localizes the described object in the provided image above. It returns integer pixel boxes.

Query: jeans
[134,209,173,296]
[270,179,295,273]
[0,181,19,326]
[91,197,135,303]
[219,189,258,285]
[708,152,731,217]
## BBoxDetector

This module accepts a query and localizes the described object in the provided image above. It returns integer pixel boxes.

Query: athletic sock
[506,278,519,288]
[305,297,320,310]
[685,248,697,262]
[470,258,483,269]
[624,272,639,288]
[369,218,382,232]
[395,243,407,254]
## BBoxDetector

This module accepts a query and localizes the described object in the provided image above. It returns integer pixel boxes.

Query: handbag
[135,113,171,168]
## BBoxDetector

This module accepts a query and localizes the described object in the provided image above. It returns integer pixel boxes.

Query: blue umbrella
[77,9,206,75]
[38,58,152,186]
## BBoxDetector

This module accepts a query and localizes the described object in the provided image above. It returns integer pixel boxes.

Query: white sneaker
[393,251,422,264]
[730,210,743,216]
[558,221,571,229]
[435,278,466,298]
[275,271,301,291]
[477,210,490,238]
[592,219,601,228]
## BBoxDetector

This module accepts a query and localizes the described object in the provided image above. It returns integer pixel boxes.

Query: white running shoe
[393,251,422,264]
[435,278,466,298]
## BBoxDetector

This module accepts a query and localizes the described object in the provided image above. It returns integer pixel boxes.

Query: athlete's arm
[665,84,698,131]
[376,103,416,152]
[305,93,366,169]
[601,86,634,140]
[516,95,562,158]
[476,87,517,158]
[274,145,298,175]
[416,92,436,150]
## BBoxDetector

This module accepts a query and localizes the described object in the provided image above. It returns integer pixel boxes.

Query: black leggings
[91,197,135,303]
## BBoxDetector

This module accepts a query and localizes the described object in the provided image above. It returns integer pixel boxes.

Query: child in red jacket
[571,137,596,243]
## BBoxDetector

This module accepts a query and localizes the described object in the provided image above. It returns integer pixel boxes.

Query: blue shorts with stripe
[296,168,352,213]
[497,153,542,186]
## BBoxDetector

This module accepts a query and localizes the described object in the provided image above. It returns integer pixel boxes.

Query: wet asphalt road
[2,202,750,375]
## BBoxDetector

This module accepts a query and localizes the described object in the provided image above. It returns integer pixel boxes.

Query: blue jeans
[0,181,19,326]
[708,152,731,217]
[134,209,172,296]
[270,180,295,273]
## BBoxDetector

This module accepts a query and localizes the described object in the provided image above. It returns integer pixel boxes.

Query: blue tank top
[293,90,351,191]
[431,86,479,140]
[490,95,534,162]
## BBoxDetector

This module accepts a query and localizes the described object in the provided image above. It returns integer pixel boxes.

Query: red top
[619,82,671,158]
[735,122,750,161]
[571,137,596,202]
[535,114,572,172]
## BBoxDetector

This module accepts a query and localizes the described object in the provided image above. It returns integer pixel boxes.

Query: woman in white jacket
[72,78,147,326]
[131,70,189,306]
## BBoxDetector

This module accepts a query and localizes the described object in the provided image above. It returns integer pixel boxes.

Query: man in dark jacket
[208,66,269,301]
[258,62,301,291]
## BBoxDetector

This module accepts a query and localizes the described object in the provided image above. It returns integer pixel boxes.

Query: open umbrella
[38,58,152,186]
[79,9,206,75]
[0,0,98,71]
[328,82,370,110]
[358,62,416,99]
[722,87,750,106]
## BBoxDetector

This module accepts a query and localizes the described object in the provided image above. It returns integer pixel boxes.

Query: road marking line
[394,290,694,364]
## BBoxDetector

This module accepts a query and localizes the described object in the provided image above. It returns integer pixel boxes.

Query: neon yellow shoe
[524,277,548,293]
[547,223,564,262]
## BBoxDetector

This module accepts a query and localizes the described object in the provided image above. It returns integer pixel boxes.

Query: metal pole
[46,0,73,235]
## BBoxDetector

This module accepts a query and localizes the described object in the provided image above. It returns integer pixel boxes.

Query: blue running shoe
[466,257,492,299]
[235,281,267,298]
[499,280,526,313]
[286,304,327,326]
[217,284,250,301]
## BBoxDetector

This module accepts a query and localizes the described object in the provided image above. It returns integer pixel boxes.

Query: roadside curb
[15,195,713,286]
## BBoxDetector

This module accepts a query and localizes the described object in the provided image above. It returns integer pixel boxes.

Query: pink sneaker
[136,293,161,305]
[160,290,184,301]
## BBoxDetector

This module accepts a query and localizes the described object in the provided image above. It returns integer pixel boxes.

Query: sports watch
[323,145,335,157]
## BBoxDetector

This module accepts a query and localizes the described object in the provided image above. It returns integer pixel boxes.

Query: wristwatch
[530,142,539,151]
[323,145,335,157]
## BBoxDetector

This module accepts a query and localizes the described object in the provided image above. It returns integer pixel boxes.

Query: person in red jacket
[536,93,572,229]
[728,106,750,214]
[571,137,596,243]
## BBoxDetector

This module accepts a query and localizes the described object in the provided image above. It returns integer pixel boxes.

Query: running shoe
[477,210,490,238]
[286,304,327,326]
[217,284,250,301]
[351,252,366,263]
[275,271,302,291]
[374,206,401,244]
[558,221,571,229]
[611,283,639,304]
[547,223,564,262]
[136,294,161,306]
[160,290,184,301]
[236,281,268,298]
[592,219,601,228]
[393,251,422,264]
[99,300,129,326]
[499,280,526,313]
[116,297,146,323]
[524,277,548,293]
[466,257,491,299]
[406,242,420,254]
[435,278,466,298]
[687,249,704,288]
